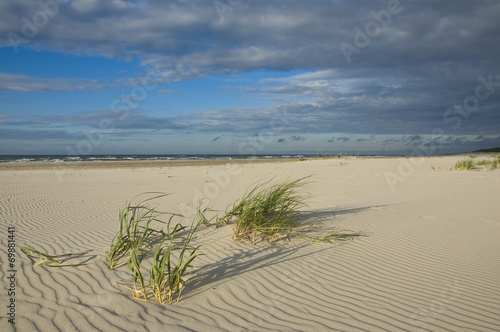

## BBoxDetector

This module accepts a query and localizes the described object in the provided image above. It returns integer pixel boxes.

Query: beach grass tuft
[450,158,499,171]
[106,193,181,270]
[111,193,203,304]
[149,219,202,304]
[120,218,202,304]
[127,240,148,300]
[453,158,475,171]
[218,177,310,244]
[452,157,500,172]
[476,159,498,170]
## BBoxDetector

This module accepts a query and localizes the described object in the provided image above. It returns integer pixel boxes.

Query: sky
[0,0,499,156]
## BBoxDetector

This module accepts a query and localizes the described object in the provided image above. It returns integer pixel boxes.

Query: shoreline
[0,154,470,171]
[0,157,301,170]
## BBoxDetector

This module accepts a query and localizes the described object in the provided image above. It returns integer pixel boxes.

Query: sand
[1,156,499,331]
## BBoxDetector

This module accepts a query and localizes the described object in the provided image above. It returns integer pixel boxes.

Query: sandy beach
[1,155,499,331]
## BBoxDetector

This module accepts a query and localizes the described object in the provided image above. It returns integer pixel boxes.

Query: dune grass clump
[106,193,179,270]
[121,218,201,304]
[149,220,201,304]
[127,241,147,300]
[109,193,202,304]
[476,159,498,170]
[219,177,310,244]
[453,158,475,171]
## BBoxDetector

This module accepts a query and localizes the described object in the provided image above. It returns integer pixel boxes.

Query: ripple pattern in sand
[1,164,500,331]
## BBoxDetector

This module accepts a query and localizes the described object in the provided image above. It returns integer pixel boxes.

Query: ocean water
[0,154,315,163]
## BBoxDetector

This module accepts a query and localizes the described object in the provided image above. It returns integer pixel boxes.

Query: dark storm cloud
[0,128,83,140]
[356,137,371,143]
[3,108,284,134]
[2,1,499,77]
[327,136,351,143]
[277,135,306,144]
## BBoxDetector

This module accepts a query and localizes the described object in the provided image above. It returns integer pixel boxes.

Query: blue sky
[1,0,499,155]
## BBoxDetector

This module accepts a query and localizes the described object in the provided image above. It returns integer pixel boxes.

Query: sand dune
[1,156,499,331]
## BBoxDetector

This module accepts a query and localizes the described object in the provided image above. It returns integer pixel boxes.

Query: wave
[0,154,317,163]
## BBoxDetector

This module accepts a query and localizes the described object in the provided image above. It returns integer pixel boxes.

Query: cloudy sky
[1,0,499,155]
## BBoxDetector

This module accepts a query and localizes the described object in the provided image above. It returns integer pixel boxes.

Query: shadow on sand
[183,204,380,299]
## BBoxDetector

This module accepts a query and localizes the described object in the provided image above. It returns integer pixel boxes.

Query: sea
[0,154,323,164]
